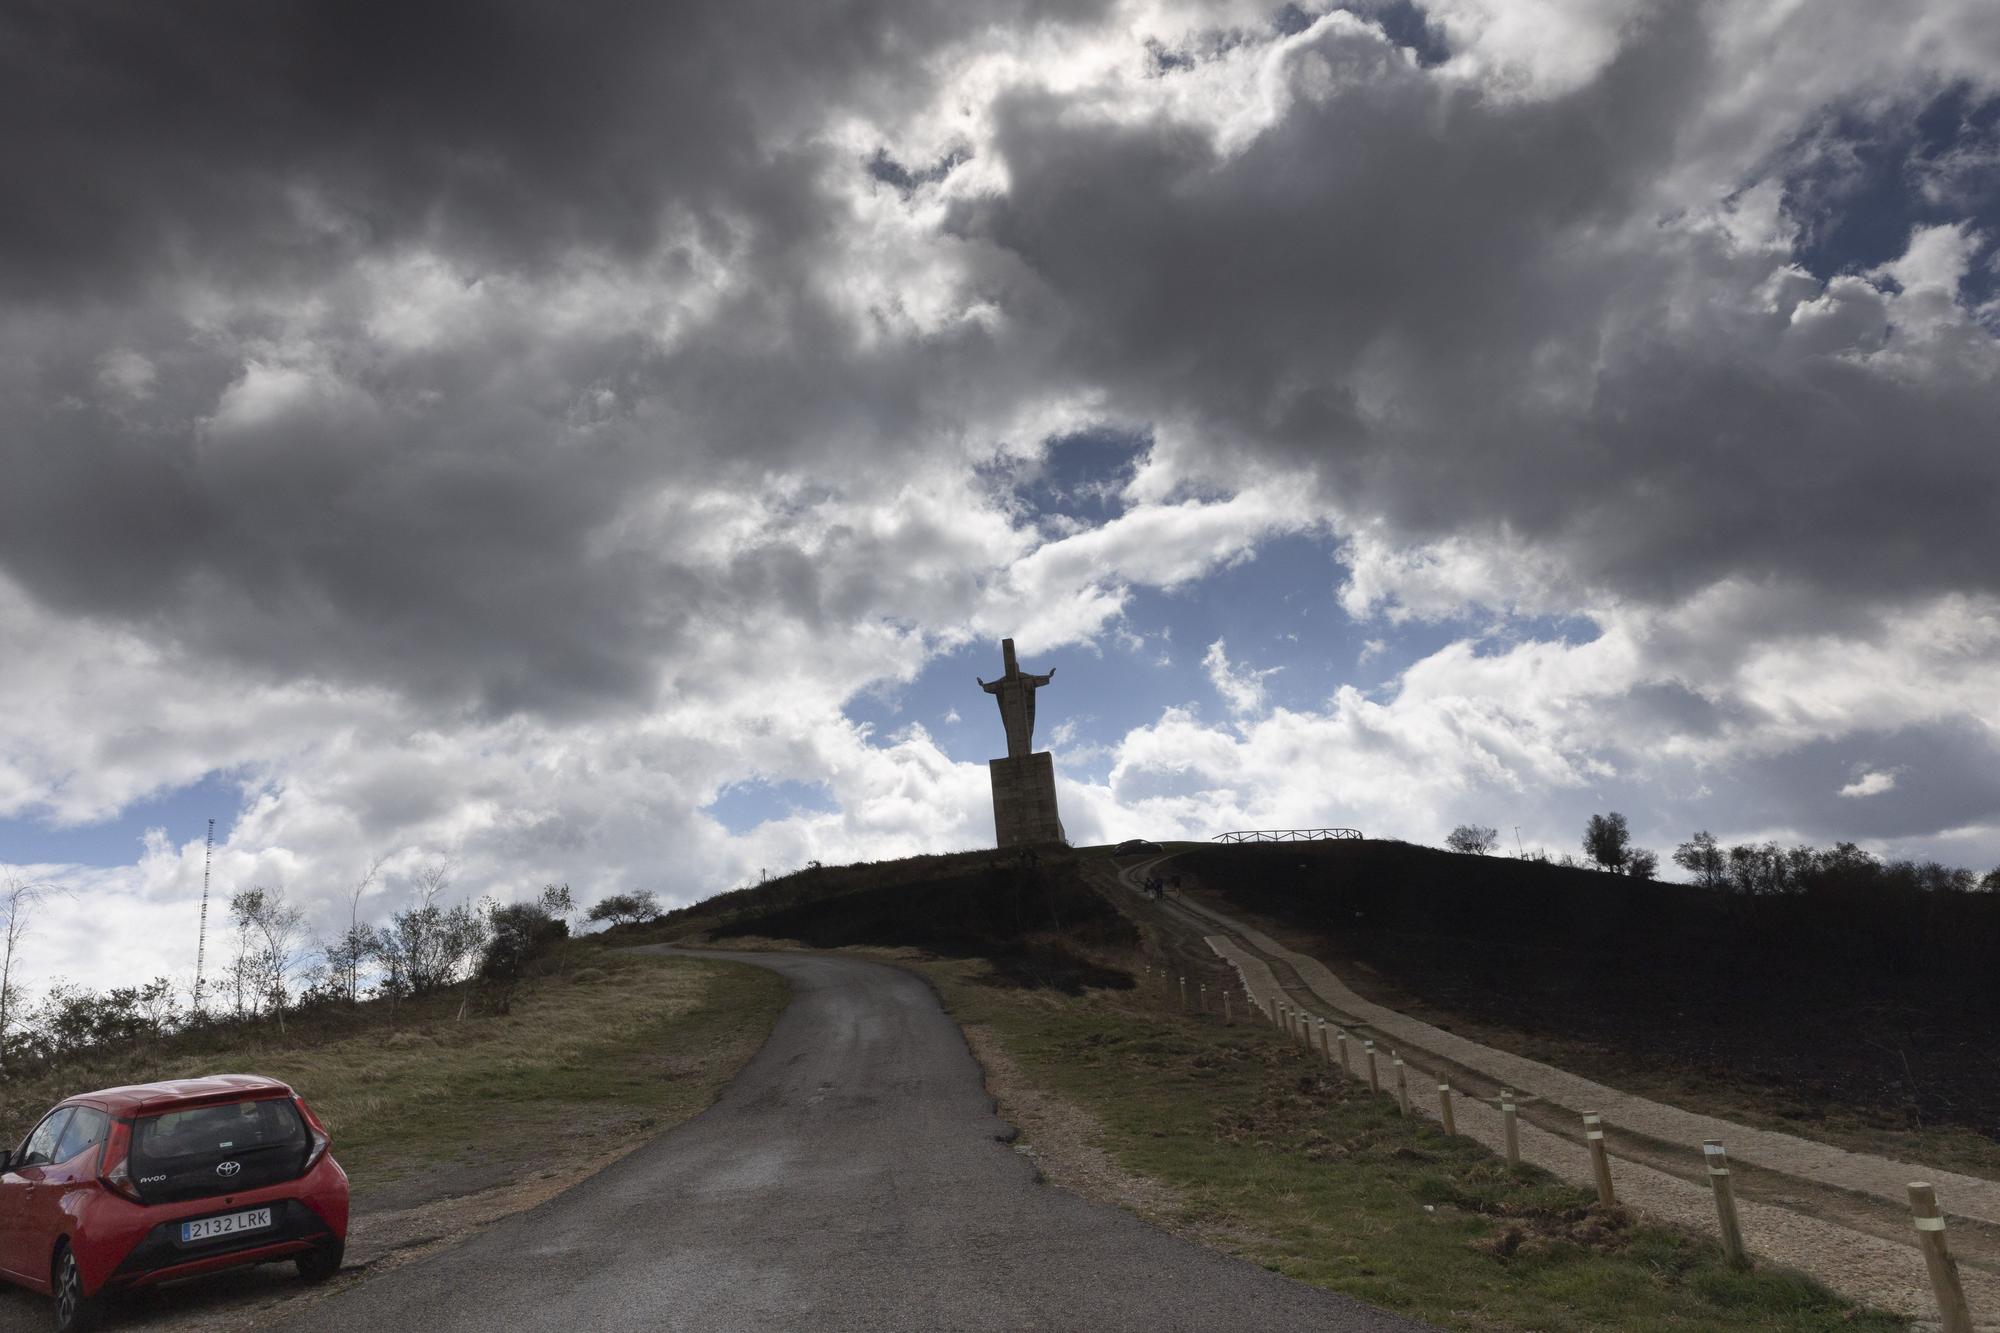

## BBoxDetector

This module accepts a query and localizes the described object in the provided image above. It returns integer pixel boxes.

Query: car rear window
[120,1096,311,1202]
[135,1099,307,1165]
[126,1097,312,1202]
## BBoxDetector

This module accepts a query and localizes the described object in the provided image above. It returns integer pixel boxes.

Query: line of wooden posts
[1140,963,1976,1333]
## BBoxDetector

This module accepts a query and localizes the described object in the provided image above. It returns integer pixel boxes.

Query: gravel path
[1132,864,2000,1325]
[265,947,1432,1333]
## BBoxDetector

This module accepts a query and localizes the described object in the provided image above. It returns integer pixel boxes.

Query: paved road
[274,948,1429,1332]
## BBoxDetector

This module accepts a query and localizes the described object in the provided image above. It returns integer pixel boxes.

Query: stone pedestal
[989,752,1065,848]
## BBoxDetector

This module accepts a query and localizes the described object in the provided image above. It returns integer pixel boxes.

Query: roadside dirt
[960,1022,1181,1225]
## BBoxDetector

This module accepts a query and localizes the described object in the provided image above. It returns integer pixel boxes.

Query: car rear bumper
[103,1198,338,1291]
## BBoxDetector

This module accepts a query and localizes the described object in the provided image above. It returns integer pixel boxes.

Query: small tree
[1725,841,1787,895]
[1673,831,1727,888]
[1627,848,1660,880]
[2,878,66,1070]
[479,894,572,1014]
[1445,824,1500,855]
[586,891,663,927]
[538,883,576,973]
[230,886,307,1034]
[1583,812,1631,873]
[323,923,379,1007]
[329,855,388,1004]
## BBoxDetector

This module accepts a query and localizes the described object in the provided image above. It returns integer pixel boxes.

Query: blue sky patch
[703,777,840,835]
[0,769,242,869]
[1780,82,2000,305]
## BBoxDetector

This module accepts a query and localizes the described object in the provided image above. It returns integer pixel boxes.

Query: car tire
[296,1240,345,1284]
[51,1242,99,1333]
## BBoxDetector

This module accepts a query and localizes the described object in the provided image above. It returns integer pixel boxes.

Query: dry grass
[0,953,788,1201]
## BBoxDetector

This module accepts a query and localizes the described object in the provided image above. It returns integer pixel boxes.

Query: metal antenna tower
[194,818,214,1015]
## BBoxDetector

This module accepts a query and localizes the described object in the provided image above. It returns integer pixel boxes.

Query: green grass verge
[923,960,1906,1333]
[2,953,788,1199]
[313,953,788,1190]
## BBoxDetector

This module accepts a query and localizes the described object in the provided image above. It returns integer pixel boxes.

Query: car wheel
[296,1240,345,1284]
[51,1243,99,1333]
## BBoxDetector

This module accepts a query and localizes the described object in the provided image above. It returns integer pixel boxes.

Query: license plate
[181,1207,272,1244]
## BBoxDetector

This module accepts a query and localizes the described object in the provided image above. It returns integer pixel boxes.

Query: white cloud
[1840,770,1899,799]
[1202,638,1281,716]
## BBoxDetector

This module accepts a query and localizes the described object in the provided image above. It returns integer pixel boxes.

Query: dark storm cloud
[954,7,2000,613]
[0,0,1102,300]
[5,0,1998,745]
[0,0,1101,715]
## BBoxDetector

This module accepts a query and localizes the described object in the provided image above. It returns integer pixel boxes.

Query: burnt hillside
[1178,840,2000,1135]
[605,848,1138,994]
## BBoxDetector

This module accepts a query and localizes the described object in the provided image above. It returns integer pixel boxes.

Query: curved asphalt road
[275,948,1430,1332]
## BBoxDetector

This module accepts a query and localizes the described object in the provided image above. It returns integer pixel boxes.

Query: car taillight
[98,1120,144,1202]
[296,1097,331,1169]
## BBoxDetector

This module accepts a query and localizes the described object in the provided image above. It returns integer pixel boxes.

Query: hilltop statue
[977,638,1055,759]
[978,638,1065,848]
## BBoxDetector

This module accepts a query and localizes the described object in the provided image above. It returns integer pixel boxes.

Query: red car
[0,1074,348,1331]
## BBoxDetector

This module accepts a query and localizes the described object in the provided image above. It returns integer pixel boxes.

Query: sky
[5,0,2000,994]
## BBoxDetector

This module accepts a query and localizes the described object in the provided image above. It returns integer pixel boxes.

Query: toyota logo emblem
[215,1160,242,1178]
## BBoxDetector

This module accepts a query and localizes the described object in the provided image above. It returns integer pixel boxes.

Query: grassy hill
[0,952,785,1205]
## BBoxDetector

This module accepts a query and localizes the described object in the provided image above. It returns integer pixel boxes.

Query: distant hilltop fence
[1212,828,1363,844]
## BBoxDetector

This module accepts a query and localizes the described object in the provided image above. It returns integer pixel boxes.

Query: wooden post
[1438,1083,1456,1135]
[1223,990,1234,1026]
[1501,1091,1520,1165]
[1319,1020,1333,1063]
[1703,1140,1748,1268]
[1364,1040,1380,1094]
[1179,975,1188,1009]
[1583,1112,1615,1206]
[1393,1055,1410,1115]
[1909,1182,1973,1333]
[1198,982,1207,1014]
[1276,1000,1287,1030]
[1334,1029,1351,1077]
